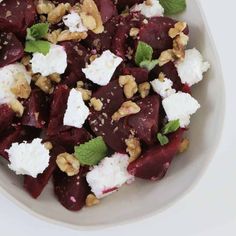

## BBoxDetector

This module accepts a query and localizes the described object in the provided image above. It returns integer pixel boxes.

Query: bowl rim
[0,0,226,230]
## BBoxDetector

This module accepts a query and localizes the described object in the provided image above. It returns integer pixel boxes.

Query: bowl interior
[0,0,225,229]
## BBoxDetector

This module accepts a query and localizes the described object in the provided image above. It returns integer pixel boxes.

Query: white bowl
[0,0,225,230]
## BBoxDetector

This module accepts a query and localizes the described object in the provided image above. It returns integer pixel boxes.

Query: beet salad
[0,0,210,211]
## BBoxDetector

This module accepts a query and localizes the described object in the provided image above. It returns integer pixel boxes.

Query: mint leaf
[26,23,49,41]
[74,137,108,166]
[140,59,159,71]
[157,133,169,146]
[135,41,153,65]
[25,40,50,55]
[159,0,186,15]
[162,120,180,135]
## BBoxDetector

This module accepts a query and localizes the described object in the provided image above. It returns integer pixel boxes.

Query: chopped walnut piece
[45,29,61,44]
[80,0,104,34]
[112,101,140,121]
[168,21,187,39]
[48,73,61,83]
[158,72,166,82]
[11,72,31,99]
[178,138,189,153]
[129,27,139,38]
[119,75,138,99]
[158,49,175,66]
[173,33,189,60]
[77,87,92,101]
[35,76,53,94]
[90,97,103,111]
[36,0,55,15]
[138,82,150,98]
[77,81,84,88]
[9,100,24,117]
[21,55,31,66]
[89,54,98,62]
[86,194,100,207]
[57,30,88,42]
[125,136,142,163]
[47,3,71,24]
[44,141,53,150]
[56,152,80,177]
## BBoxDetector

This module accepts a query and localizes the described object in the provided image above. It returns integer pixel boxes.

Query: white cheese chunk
[0,63,31,105]
[63,11,88,33]
[162,92,201,128]
[176,48,210,87]
[31,44,67,76]
[7,138,50,178]
[131,0,164,18]
[63,89,89,128]
[86,153,134,199]
[151,77,176,98]
[82,50,123,86]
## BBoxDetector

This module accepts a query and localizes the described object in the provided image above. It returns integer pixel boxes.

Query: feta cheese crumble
[151,77,176,98]
[63,89,89,128]
[0,63,31,105]
[176,48,210,87]
[86,153,134,199]
[7,138,50,178]
[31,44,67,76]
[63,11,88,33]
[162,92,201,127]
[82,50,123,86]
[131,0,164,18]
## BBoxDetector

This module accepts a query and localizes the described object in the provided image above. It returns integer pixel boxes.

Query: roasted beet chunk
[94,0,117,23]
[0,104,15,134]
[122,67,149,84]
[50,128,92,153]
[0,32,24,68]
[54,168,90,211]
[22,89,49,129]
[24,145,65,199]
[0,0,36,36]
[127,95,160,145]
[47,85,70,136]
[88,80,130,152]
[128,129,184,180]
[60,42,88,86]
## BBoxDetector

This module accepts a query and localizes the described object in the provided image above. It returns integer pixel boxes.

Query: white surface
[0,0,235,235]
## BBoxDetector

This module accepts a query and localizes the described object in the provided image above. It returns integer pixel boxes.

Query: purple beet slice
[88,79,130,152]
[127,95,160,145]
[122,67,149,84]
[0,0,36,36]
[22,89,49,129]
[54,168,90,211]
[128,129,184,180]
[47,85,70,136]
[60,42,88,86]
[0,104,15,134]
[0,32,24,68]
[24,145,65,199]
[94,0,117,23]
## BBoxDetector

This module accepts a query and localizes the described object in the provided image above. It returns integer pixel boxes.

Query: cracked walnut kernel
[47,3,71,24]
[112,101,140,121]
[158,49,175,66]
[56,153,80,177]
[36,0,55,15]
[35,76,53,94]
[138,82,150,98]
[9,100,24,117]
[57,30,88,42]
[90,97,103,111]
[119,75,138,99]
[168,21,187,39]
[178,139,189,153]
[86,194,100,207]
[125,136,142,163]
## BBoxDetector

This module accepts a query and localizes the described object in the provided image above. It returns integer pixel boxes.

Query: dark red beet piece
[0,104,15,134]
[24,145,65,199]
[128,129,184,180]
[122,67,149,84]
[0,32,24,68]
[94,0,117,23]
[88,80,130,152]
[22,89,49,129]
[47,85,70,136]
[60,42,88,86]
[54,168,90,211]
[49,128,92,153]
[0,0,36,36]
[127,95,160,145]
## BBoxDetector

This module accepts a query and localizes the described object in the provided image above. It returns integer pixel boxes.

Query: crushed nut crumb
[9,100,24,117]
[119,75,138,99]
[86,194,100,207]
[125,135,142,163]
[36,0,55,15]
[129,27,139,38]
[138,82,150,98]
[178,138,189,153]
[35,75,53,94]
[90,97,103,111]
[44,141,53,150]
[77,87,92,101]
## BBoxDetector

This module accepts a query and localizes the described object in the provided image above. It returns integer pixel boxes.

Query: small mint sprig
[159,0,186,15]
[25,23,50,55]
[135,41,158,71]
[157,120,180,146]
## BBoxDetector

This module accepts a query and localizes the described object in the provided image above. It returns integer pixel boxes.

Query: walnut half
[119,75,138,99]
